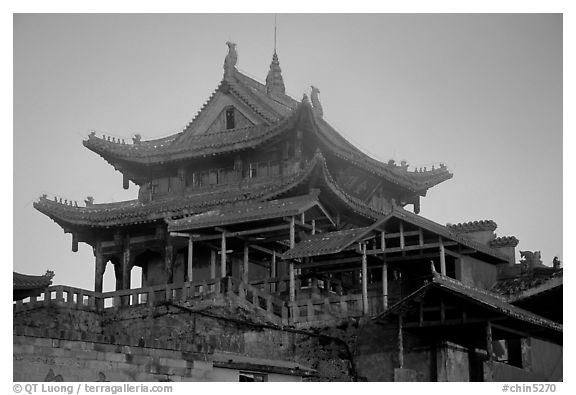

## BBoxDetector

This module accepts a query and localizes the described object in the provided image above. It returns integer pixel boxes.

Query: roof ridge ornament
[224,41,238,79]
[265,51,286,96]
[310,85,323,117]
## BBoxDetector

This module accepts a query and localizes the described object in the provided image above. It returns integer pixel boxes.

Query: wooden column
[382,259,388,310]
[122,236,131,290]
[220,232,227,278]
[94,241,105,293]
[165,239,174,284]
[311,220,316,235]
[210,250,216,279]
[289,216,295,248]
[361,243,368,315]
[418,228,424,246]
[439,236,446,275]
[72,233,79,252]
[271,250,277,278]
[289,261,295,302]
[243,244,249,282]
[187,236,194,283]
[399,222,405,250]
[486,320,493,361]
[398,315,404,368]
[380,230,386,250]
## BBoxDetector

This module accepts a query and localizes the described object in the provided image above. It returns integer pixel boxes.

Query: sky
[12,13,562,291]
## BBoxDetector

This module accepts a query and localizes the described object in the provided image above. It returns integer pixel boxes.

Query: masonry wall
[13,298,353,381]
[457,256,499,289]
[13,334,275,382]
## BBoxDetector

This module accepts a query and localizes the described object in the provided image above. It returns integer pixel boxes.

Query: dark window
[226,108,235,129]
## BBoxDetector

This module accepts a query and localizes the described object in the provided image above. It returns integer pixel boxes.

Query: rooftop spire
[266,51,285,96]
[266,15,285,96]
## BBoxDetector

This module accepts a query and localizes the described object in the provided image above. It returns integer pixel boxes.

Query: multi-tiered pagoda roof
[34,43,453,240]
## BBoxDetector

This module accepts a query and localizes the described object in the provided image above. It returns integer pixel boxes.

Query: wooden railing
[14,277,394,324]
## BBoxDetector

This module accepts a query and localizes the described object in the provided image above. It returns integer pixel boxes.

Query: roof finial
[266,42,285,96]
[310,85,323,117]
[274,14,277,53]
[224,41,238,78]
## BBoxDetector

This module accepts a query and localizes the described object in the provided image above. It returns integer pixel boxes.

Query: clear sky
[13,14,562,291]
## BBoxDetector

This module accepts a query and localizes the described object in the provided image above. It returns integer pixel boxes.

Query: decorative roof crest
[224,41,238,78]
[311,85,323,117]
[266,51,286,96]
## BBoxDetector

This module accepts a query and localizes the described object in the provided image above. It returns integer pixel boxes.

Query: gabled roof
[282,207,509,262]
[34,151,385,229]
[82,63,451,195]
[376,274,562,342]
[166,190,326,232]
[13,271,53,301]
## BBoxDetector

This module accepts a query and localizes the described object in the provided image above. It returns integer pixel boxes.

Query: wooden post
[243,243,249,282]
[72,233,79,252]
[398,315,404,368]
[380,230,386,250]
[165,238,174,284]
[271,250,277,278]
[187,236,194,283]
[289,216,295,248]
[210,250,216,279]
[439,236,446,275]
[289,261,295,302]
[122,236,131,290]
[486,320,493,361]
[94,241,105,293]
[311,220,316,235]
[399,222,405,250]
[220,232,227,278]
[362,243,368,315]
[418,228,424,246]
[382,259,388,310]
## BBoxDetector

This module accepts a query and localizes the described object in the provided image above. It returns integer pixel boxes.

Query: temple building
[14,43,562,382]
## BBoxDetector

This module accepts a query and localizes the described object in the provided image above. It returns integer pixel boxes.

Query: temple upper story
[35,42,452,236]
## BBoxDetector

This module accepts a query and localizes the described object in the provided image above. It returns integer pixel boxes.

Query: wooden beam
[189,224,291,242]
[365,241,457,255]
[439,236,446,275]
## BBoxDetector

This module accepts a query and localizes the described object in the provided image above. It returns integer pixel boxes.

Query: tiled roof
[13,272,53,290]
[282,207,509,262]
[492,269,562,297]
[167,191,321,232]
[34,151,385,229]
[312,117,453,193]
[446,220,498,233]
[507,271,563,303]
[83,68,451,195]
[282,227,371,259]
[490,236,519,248]
[388,209,508,262]
[377,274,562,333]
